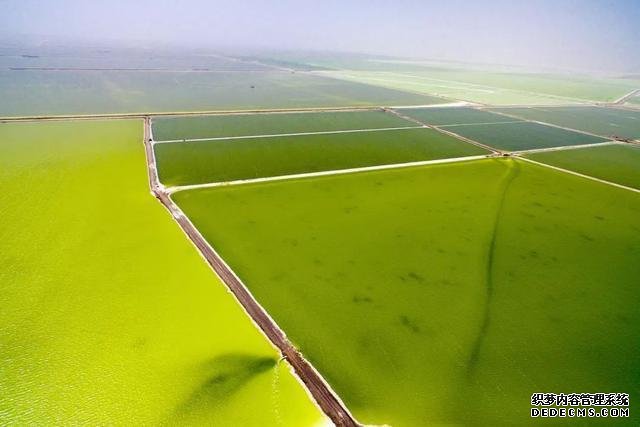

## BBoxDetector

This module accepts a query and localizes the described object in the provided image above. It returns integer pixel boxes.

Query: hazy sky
[2,0,639,72]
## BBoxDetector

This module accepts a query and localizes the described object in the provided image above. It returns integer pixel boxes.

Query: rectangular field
[0,69,444,117]
[319,69,640,105]
[489,106,640,140]
[397,106,521,126]
[441,121,608,151]
[154,128,488,186]
[172,158,640,426]
[152,110,415,141]
[0,120,322,426]
[526,143,640,190]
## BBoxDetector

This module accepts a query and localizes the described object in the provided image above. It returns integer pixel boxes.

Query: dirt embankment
[142,117,359,427]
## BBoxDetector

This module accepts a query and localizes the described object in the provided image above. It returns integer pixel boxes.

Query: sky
[1,0,639,72]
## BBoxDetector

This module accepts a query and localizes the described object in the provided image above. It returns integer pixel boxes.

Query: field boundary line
[612,88,640,104]
[334,70,599,105]
[2,100,629,123]
[383,107,502,153]
[0,106,381,122]
[1,101,471,122]
[7,67,278,73]
[143,117,163,193]
[154,125,425,144]
[165,154,491,193]
[516,156,640,194]
[392,72,600,103]
[143,119,359,427]
[474,102,598,108]
[478,104,598,109]
[313,70,458,103]
[438,120,526,128]
[389,101,476,109]
[512,140,619,155]
[477,107,616,140]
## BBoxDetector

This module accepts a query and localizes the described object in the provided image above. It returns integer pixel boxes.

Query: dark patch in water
[269,272,287,281]
[407,271,425,283]
[173,354,276,418]
[467,160,520,377]
[131,337,147,350]
[352,295,373,303]
[400,315,421,333]
[283,237,299,247]
[438,278,456,287]
[579,233,595,242]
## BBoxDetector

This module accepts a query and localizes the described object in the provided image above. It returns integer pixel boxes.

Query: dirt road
[142,117,359,427]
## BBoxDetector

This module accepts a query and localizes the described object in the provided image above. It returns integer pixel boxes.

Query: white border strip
[480,107,624,140]
[438,120,526,128]
[144,118,357,425]
[613,88,640,104]
[390,101,477,109]
[166,154,490,193]
[517,156,640,194]
[511,140,618,155]
[154,125,425,144]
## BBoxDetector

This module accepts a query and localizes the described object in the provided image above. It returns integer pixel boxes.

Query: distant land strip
[7,67,276,72]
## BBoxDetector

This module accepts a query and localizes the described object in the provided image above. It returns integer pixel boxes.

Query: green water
[0,69,441,117]
[319,69,639,105]
[445,121,607,151]
[174,158,640,426]
[152,110,415,141]
[489,106,640,140]
[527,143,640,189]
[155,128,488,186]
[0,120,323,425]
[398,107,517,126]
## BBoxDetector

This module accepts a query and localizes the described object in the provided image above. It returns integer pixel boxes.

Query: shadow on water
[171,353,277,419]
[466,159,520,377]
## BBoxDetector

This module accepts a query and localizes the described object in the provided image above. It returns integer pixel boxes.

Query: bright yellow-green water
[0,120,323,426]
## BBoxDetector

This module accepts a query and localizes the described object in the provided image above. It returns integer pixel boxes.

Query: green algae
[155,128,487,186]
[152,110,415,141]
[173,158,640,426]
[0,120,323,426]
[527,143,640,190]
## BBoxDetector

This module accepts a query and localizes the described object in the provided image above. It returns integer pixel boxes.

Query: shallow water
[443,121,607,151]
[155,128,487,185]
[490,106,640,139]
[152,110,415,141]
[527,143,640,189]
[0,120,323,426]
[175,158,640,426]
